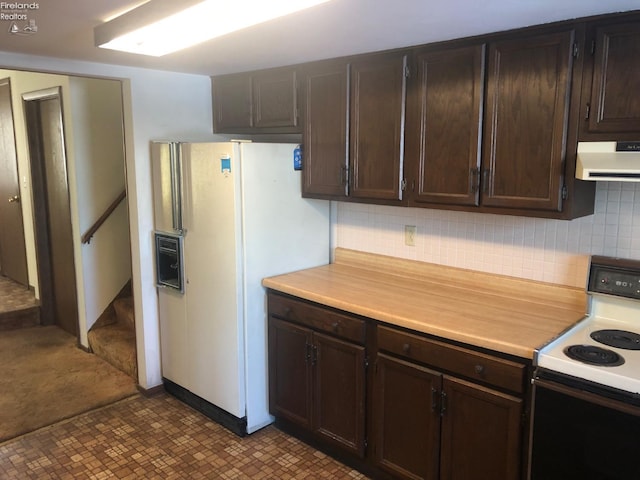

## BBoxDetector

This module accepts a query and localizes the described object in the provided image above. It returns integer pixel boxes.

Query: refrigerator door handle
[170,142,183,233]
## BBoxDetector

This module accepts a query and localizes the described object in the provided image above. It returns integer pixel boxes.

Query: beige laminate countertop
[263,249,588,360]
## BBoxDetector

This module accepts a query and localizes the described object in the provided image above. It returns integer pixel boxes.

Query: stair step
[0,306,40,331]
[88,295,137,380]
[88,312,137,379]
[114,297,135,328]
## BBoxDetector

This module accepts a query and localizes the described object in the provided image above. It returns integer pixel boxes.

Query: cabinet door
[301,61,349,198]
[409,44,485,207]
[253,68,299,129]
[268,317,313,429]
[313,332,366,457]
[587,21,640,133]
[212,73,253,131]
[350,53,407,201]
[439,376,523,480]
[482,30,574,211]
[373,354,441,480]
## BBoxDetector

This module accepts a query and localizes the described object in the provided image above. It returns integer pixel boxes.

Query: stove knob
[601,277,610,285]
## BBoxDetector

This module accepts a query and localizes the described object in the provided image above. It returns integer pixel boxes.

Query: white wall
[0,52,215,390]
[336,181,640,288]
[68,76,131,340]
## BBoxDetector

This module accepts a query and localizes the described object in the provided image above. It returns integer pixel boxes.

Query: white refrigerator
[151,141,330,435]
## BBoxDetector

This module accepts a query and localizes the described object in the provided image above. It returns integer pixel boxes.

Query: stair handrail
[81,189,127,244]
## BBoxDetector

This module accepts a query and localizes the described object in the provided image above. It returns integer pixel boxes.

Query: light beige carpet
[0,325,138,442]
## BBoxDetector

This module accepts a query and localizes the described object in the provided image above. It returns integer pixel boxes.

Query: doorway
[0,78,29,286]
[23,87,79,337]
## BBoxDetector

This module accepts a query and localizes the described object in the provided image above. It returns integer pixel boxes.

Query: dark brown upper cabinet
[211,73,253,131]
[301,60,349,199]
[350,52,408,203]
[301,52,408,204]
[580,19,640,138]
[406,28,594,218]
[481,29,576,212]
[211,66,300,134]
[406,44,485,208]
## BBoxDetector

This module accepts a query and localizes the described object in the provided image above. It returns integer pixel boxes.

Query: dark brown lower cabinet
[267,292,528,479]
[439,377,523,480]
[268,316,366,457]
[374,354,441,480]
[374,355,523,480]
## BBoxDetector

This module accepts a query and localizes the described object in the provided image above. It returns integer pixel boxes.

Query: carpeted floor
[0,325,138,442]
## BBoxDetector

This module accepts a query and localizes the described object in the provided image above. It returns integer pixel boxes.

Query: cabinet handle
[431,388,438,413]
[470,168,480,194]
[311,344,318,366]
[440,391,447,417]
[305,343,312,364]
[482,169,490,194]
[331,322,339,333]
[340,165,349,186]
[283,307,292,319]
[402,343,411,354]
[585,102,591,120]
[474,364,485,375]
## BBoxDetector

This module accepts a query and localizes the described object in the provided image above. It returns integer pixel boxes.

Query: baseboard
[137,383,165,397]
[163,378,248,437]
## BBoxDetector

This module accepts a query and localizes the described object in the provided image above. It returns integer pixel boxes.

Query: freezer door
[151,141,183,233]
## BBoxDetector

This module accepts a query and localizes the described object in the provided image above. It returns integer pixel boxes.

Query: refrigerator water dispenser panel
[155,232,184,293]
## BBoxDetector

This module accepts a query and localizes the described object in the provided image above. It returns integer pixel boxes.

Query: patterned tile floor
[0,393,369,479]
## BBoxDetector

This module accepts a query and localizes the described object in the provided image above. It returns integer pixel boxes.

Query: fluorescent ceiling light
[95,0,332,57]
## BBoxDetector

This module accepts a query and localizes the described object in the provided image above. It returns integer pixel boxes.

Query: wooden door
[350,53,407,202]
[253,67,298,129]
[408,44,485,207]
[439,376,523,480]
[482,30,574,211]
[373,354,441,480]
[0,78,28,286]
[301,61,349,198]
[587,21,640,133]
[268,317,313,429]
[313,332,366,457]
[24,88,78,336]
[212,73,253,132]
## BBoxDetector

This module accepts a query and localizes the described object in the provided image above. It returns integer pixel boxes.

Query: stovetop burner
[591,329,640,350]
[563,345,625,367]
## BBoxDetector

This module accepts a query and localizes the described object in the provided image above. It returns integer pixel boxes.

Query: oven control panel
[588,256,640,300]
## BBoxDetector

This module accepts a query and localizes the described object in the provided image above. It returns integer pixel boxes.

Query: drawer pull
[283,307,292,318]
[331,322,339,332]
[475,364,485,375]
[402,343,411,354]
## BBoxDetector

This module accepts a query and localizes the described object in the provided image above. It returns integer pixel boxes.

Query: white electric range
[535,255,640,396]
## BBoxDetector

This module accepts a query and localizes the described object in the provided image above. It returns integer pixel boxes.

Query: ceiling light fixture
[95,0,332,57]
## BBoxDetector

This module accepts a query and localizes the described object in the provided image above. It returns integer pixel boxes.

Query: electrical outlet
[404,225,416,246]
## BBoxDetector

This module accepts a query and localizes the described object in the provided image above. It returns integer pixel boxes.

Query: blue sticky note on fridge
[293,145,302,171]
[221,155,231,174]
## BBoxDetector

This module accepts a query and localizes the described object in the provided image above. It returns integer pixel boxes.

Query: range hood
[576,141,640,181]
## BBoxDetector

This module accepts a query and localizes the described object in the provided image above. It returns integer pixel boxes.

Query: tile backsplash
[335,182,640,288]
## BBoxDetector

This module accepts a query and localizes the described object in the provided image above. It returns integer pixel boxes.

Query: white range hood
[576,141,640,181]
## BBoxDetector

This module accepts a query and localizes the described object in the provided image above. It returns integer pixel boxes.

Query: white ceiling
[1,0,639,76]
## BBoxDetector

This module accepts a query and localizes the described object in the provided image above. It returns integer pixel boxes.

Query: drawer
[268,292,365,344]
[378,325,526,394]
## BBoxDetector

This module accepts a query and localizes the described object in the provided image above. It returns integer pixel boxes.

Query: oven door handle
[534,376,640,417]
